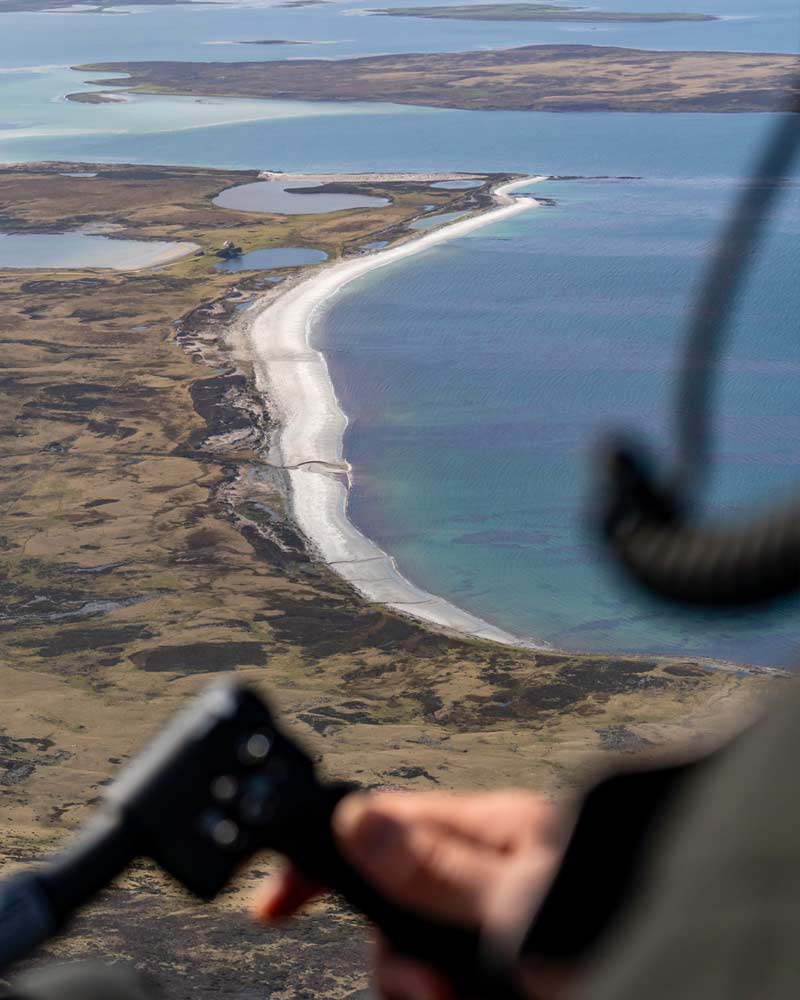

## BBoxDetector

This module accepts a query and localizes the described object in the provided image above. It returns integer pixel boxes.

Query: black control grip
[0,686,522,997]
[36,813,139,928]
[0,874,55,972]
[277,783,522,999]
[0,813,138,974]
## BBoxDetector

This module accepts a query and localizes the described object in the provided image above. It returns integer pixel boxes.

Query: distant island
[372,4,717,22]
[237,39,312,45]
[71,45,800,114]
[2,0,211,11]
[67,91,125,104]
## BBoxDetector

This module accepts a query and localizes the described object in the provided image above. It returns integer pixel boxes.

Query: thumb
[251,864,323,923]
[333,795,501,926]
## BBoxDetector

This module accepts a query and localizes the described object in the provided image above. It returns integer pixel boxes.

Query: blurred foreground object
[573,678,800,999]
[10,964,157,1000]
[0,684,520,998]
[598,97,800,607]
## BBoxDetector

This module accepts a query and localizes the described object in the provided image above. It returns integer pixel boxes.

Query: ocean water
[2,0,799,665]
[321,134,800,667]
[0,0,797,165]
[1,0,796,79]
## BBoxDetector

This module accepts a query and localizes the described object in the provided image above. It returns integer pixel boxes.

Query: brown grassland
[73,45,800,113]
[0,163,778,998]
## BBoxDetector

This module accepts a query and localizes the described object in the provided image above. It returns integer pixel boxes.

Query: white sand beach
[247,176,548,646]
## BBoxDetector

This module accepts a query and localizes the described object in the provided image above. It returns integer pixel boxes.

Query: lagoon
[431,180,483,189]
[410,210,471,230]
[215,245,327,272]
[213,179,389,215]
[0,231,196,269]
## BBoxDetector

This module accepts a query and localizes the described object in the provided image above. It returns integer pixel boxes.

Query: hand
[252,789,573,1000]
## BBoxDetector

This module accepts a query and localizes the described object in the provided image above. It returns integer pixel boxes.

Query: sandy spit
[124,241,200,269]
[245,176,549,647]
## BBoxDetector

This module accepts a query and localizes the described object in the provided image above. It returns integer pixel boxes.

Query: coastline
[126,240,200,269]
[245,175,547,648]
[0,163,778,999]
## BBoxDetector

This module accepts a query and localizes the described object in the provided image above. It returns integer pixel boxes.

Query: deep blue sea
[2,0,798,665]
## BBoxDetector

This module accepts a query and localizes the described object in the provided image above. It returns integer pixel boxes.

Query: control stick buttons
[210,775,239,803]
[239,732,271,765]
[199,810,242,849]
[239,775,275,825]
[240,793,274,826]
[211,817,240,848]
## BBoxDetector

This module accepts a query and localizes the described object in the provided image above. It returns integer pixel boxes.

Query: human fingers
[333,794,507,925]
[250,791,561,924]
[483,852,563,943]
[251,863,323,923]
[342,790,563,854]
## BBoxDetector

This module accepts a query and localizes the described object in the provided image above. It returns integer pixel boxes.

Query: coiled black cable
[598,92,800,607]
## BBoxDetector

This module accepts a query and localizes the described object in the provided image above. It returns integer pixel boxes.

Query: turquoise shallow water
[0,0,797,166]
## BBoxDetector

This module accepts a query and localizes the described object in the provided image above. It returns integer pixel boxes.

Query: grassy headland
[0,163,777,997]
[72,45,800,113]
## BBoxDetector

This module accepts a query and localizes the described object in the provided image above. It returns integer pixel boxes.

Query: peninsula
[0,161,773,997]
[72,45,800,113]
[372,4,717,22]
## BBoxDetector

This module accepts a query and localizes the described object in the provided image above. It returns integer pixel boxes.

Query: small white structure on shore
[217,239,243,260]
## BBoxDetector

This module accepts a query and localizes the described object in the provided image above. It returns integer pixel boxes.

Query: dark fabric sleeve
[521,757,713,963]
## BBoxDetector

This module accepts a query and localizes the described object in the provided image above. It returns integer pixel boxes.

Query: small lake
[360,240,388,250]
[215,246,328,272]
[214,179,390,215]
[430,180,483,190]
[409,210,471,231]
[0,232,196,270]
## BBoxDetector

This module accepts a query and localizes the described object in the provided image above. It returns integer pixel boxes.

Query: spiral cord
[599,92,800,608]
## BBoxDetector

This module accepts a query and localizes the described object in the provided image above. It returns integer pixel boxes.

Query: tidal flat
[0,162,780,998]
